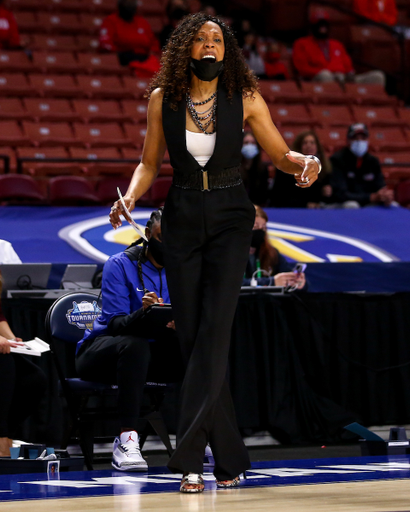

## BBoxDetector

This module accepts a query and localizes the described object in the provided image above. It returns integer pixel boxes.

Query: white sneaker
[112,431,148,472]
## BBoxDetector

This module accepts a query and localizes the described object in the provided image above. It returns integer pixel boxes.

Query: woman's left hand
[286,151,320,188]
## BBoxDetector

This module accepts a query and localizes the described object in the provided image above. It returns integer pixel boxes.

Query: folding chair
[45,291,174,470]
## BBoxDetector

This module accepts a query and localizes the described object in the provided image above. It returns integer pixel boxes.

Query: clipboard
[117,187,148,241]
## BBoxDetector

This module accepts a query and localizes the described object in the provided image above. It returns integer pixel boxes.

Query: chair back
[45,291,101,379]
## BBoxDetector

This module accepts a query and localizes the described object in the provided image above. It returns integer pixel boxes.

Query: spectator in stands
[99,0,161,74]
[243,30,266,78]
[0,271,47,456]
[160,0,189,48]
[292,9,385,85]
[0,239,21,264]
[244,205,306,289]
[270,130,332,208]
[353,0,398,26]
[240,131,269,206]
[264,40,289,80]
[330,123,394,207]
[231,17,252,48]
[0,0,20,50]
[76,208,181,472]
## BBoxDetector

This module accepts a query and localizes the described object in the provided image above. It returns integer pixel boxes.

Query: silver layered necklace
[186,90,217,134]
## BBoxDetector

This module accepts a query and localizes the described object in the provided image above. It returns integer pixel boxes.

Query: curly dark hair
[148,13,259,110]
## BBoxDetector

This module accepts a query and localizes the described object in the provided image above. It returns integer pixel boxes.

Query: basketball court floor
[1,454,410,511]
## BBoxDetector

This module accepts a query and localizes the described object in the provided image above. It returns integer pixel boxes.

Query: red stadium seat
[16,146,79,176]
[345,84,397,105]
[72,100,124,123]
[396,179,410,207]
[48,176,100,205]
[121,147,142,160]
[13,11,39,32]
[159,163,173,176]
[22,121,79,147]
[0,98,29,121]
[352,106,403,128]
[30,35,79,52]
[37,12,82,34]
[78,13,105,35]
[69,147,134,176]
[123,124,147,149]
[85,0,117,14]
[76,36,100,52]
[76,53,125,75]
[309,105,353,128]
[0,147,17,173]
[24,98,79,122]
[122,76,150,100]
[279,126,311,148]
[120,100,149,124]
[31,51,79,74]
[0,174,46,204]
[316,127,347,153]
[138,0,166,16]
[378,152,410,185]
[150,176,172,206]
[48,0,83,11]
[0,121,30,146]
[0,51,33,73]
[300,82,347,104]
[96,176,137,204]
[397,108,410,129]
[29,74,82,98]
[76,75,126,99]
[0,73,34,96]
[267,104,312,127]
[72,122,132,148]
[258,80,306,104]
[369,128,409,152]
[8,0,47,10]
[145,15,165,35]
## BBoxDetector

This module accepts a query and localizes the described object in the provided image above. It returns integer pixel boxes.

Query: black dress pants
[0,353,47,438]
[76,335,151,429]
[162,183,255,480]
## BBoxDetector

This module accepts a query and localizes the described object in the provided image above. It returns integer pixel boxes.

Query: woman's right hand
[0,336,23,354]
[274,272,304,288]
[109,195,136,230]
[142,292,163,310]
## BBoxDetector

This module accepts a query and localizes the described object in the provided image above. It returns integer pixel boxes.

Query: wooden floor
[2,479,410,512]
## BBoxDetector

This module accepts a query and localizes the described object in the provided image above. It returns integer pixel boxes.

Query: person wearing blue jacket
[75,207,176,472]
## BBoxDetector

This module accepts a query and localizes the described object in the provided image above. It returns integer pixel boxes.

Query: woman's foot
[216,476,240,488]
[180,473,204,493]
[0,437,10,457]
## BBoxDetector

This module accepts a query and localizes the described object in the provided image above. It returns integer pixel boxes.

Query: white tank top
[186,129,216,168]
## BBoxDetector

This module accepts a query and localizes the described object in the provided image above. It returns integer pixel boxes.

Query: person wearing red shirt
[293,10,385,85]
[99,0,161,75]
[353,0,398,26]
[0,0,20,50]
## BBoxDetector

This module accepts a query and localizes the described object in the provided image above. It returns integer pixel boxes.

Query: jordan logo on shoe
[127,434,134,443]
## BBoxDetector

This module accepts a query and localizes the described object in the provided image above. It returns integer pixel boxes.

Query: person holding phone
[245,205,307,289]
[75,207,181,472]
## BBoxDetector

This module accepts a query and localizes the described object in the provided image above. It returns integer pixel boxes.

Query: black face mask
[251,229,265,250]
[118,5,136,21]
[148,237,165,267]
[311,21,329,40]
[190,58,224,82]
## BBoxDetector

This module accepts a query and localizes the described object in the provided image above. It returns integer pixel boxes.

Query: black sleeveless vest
[162,81,243,181]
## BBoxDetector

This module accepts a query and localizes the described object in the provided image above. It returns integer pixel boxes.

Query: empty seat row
[0,51,126,75]
[259,81,397,105]
[0,74,150,98]
[0,98,148,124]
[15,11,166,35]
[0,174,172,207]
[10,0,166,16]
[0,120,149,148]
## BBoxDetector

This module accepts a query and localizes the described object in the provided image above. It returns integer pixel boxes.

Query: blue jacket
[76,245,169,353]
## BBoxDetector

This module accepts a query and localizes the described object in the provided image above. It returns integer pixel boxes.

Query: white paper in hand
[117,187,148,241]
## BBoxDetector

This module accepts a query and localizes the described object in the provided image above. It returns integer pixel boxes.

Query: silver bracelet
[305,154,322,174]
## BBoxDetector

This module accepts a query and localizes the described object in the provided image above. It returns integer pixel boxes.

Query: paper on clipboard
[117,187,148,241]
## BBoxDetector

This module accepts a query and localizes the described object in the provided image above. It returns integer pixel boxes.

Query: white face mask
[241,143,259,160]
[350,139,369,157]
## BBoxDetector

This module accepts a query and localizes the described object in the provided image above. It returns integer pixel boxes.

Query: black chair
[45,291,174,470]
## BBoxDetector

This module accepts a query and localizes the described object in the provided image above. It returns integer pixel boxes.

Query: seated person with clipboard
[75,207,180,472]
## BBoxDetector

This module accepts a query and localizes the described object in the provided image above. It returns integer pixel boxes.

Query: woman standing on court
[110,13,321,492]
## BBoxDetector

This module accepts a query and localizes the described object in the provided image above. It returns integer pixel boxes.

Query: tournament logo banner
[66,301,102,330]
